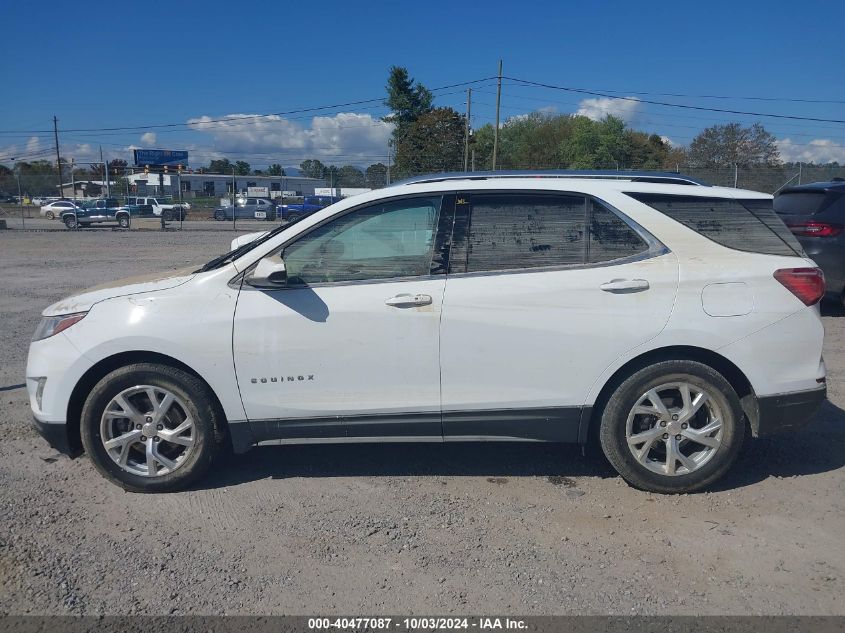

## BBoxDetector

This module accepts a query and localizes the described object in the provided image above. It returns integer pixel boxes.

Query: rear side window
[774,192,827,216]
[627,193,803,256]
[461,193,650,273]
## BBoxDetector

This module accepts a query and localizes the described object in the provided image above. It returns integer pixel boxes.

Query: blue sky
[1,0,844,169]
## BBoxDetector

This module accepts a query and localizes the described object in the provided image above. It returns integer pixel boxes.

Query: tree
[108,159,127,178]
[338,165,365,187]
[299,159,326,179]
[234,161,251,175]
[688,122,780,168]
[208,158,233,173]
[383,66,433,127]
[365,163,388,188]
[266,163,286,176]
[393,107,465,178]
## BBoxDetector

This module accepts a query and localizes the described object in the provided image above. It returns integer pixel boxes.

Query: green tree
[338,165,365,187]
[208,158,233,173]
[393,107,465,178]
[234,161,251,175]
[266,163,286,176]
[299,159,326,179]
[383,66,433,127]
[365,163,388,188]
[688,122,780,168]
[622,132,669,170]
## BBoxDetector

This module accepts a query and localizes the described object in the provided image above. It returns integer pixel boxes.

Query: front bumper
[32,417,74,454]
[754,385,827,437]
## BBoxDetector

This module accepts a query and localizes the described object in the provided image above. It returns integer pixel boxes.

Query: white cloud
[185,112,394,166]
[576,96,642,124]
[777,138,845,164]
[140,132,157,147]
[26,136,41,153]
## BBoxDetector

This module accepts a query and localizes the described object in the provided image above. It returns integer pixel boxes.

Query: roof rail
[390,169,709,187]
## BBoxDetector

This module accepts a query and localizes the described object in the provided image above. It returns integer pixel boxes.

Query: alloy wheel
[625,382,723,476]
[100,385,195,477]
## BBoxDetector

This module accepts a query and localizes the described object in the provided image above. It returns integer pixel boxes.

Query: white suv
[26,172,827,494]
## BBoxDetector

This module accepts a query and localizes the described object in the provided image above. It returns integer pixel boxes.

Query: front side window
[282,196,442,285]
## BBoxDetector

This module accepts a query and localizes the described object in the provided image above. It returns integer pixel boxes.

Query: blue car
[277,195,342,221]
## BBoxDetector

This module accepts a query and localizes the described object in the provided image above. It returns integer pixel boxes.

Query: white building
[126,173,326,198]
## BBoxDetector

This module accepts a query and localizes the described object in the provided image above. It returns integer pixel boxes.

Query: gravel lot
[0,229,843,616]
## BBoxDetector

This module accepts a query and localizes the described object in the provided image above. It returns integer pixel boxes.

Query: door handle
[385,293,433,307]
[600,279,650,293]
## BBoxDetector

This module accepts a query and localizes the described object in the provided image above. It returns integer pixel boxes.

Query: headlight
[32,312,87,342]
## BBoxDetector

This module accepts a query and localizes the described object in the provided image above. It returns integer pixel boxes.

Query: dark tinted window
[466,194,587,272]
[588,201,649,263]
[774,192,827,216]
[628,193,802,257]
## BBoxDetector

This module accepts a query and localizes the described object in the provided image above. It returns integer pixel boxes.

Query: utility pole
[53,116,63,197]
[71,159,76,203]
[100,146,110,197]
[734,163,738,188]
[386,140,392,185]
[13,160,23,229]
[492,60,503,171]
[463,88,472,172]
[471,149,476,172]
[798,162,803,185]
[231,167,236,231]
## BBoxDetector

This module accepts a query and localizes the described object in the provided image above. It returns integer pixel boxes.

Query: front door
[233,194,452,441]
[439,191,679,441]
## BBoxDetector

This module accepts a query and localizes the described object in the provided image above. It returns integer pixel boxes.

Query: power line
[503,76,845,125]
[0,78,497,135]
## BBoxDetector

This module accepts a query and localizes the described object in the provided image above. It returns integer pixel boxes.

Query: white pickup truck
[127,197,189,221]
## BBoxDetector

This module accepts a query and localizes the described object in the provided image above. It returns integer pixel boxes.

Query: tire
[63,215,77,229]
[214,210,226,221]
[598,360,744,494]
[117,215,130,229]
[46,211,54,220]
[162,209,173,221]
[80,363,226,493]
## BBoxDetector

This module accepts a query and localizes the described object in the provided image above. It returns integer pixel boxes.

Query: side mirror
[246,254,287,288]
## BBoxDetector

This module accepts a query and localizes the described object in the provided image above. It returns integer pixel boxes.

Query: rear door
[439,191,678,441]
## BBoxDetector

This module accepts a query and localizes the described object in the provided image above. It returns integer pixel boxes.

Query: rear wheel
[162,209,173,221]
[80,363,226,493]
[45,210,54,220]
[214,210,226,221]
[599,360,744,494]
[117,214,130,229]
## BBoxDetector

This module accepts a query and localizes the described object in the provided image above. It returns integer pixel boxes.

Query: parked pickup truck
[276,195,342,221]
[62,198,153,229]
[127,196,189,221]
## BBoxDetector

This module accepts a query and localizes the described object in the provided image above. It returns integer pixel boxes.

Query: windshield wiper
[197,215,310,272]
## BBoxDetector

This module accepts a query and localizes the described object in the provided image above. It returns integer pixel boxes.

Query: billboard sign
[133,149,189,166]
[247,186,269,197]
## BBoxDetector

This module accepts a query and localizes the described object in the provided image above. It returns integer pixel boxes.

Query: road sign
[133,149,189,167]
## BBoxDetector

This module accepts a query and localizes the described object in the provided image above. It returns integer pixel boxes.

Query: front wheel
[63,215,77,229]
[80,363,226,493]
[599,360,744,494]
[162,209,173,221]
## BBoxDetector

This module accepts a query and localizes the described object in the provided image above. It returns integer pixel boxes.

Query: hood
[43,266,196,316]
[230,231,269,251]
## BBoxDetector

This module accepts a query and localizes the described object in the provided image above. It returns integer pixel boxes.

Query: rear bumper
[754,385,826,437]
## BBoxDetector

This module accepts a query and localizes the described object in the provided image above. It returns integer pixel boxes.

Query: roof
[391,170,710,188]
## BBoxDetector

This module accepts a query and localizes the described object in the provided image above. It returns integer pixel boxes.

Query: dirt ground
[0,229,843,616]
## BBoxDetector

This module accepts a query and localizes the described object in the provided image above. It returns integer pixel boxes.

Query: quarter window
[588,200,649,263]
[282,196,442,285]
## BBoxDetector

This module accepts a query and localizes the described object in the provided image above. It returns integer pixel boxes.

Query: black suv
[775,179,845,305]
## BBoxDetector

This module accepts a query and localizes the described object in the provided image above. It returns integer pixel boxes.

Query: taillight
[786,221,843,237]
[773,267,825,306]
